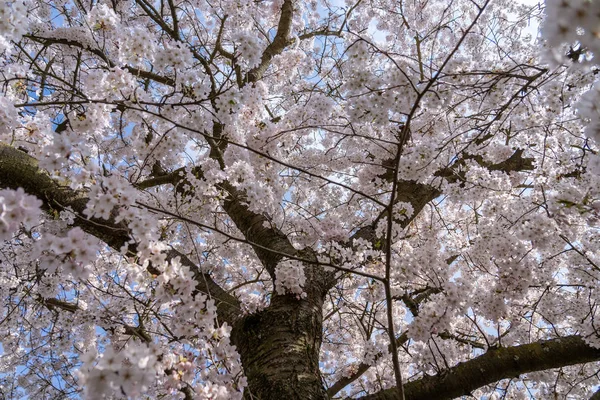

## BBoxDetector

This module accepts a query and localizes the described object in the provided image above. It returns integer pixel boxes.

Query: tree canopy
[1,0,600,399]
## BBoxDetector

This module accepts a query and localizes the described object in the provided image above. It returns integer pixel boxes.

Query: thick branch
[243,2,346,84]
[218,180,299,276]
[434,149,534,184]
[327,333,409,397]
[137,165,299,277]
[357,336,600,400]
[349,149,533,247]
[0,144,241,325]
[246,0,294,83]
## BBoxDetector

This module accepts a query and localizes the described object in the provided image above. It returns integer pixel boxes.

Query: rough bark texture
[220,180,298,277]
[232,292,327,400]
[358,336,600,400]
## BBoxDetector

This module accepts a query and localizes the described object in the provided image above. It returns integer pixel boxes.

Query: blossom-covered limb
[348,149,534,258]
[0,144,241,325]
[434,149,534,184]
[245,0,294,84]
[24,34,175,86]
[357,336,600,400]
[137,164,300,277]
[218,180,301,277]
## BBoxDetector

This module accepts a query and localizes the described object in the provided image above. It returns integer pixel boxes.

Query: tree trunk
[232,293,327,400]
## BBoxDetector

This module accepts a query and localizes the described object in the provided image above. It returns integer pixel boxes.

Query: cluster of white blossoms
[68,104,111,135]
[0,188,42,240]
[78,342,160,399]
[362,340,386,366]
[0,96,19,141]
[82,67,137,101]
[38,130,78,172]
[576,82,600,142]
[154,42,194,71]
[275,259,307,297]
[394,202,415,222]
[154,256,197,300]
[86,3,120,33]
[408,294,454,342]
[33,227,100,279]
[542,0,600,146]
[118,27,157,67]
[84,175,138,220]
[232,31,262,68]
[0,0,28,51]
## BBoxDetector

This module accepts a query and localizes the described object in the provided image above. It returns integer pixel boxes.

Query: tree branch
[327,333,409,397]
[348,148,534,248]
[434,149,534,184]
[218,180,299,276]
[136,163,299,277]
[0,144,241,325]
[356,336,600,400]
[245,0,294,83]
[25,34,175,86]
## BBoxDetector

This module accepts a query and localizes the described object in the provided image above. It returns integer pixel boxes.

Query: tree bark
[358,335,600,400]
[232,291,328,400]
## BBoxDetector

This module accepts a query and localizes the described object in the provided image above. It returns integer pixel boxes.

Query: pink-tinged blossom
[33,227,100,280]
[275,259,307,298]
[0,188,41,240]
[1,0,600,399]
[0,0,28,51]
[0,97,19,142]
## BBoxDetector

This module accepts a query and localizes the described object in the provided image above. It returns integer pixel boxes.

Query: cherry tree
[1,0,600,398]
